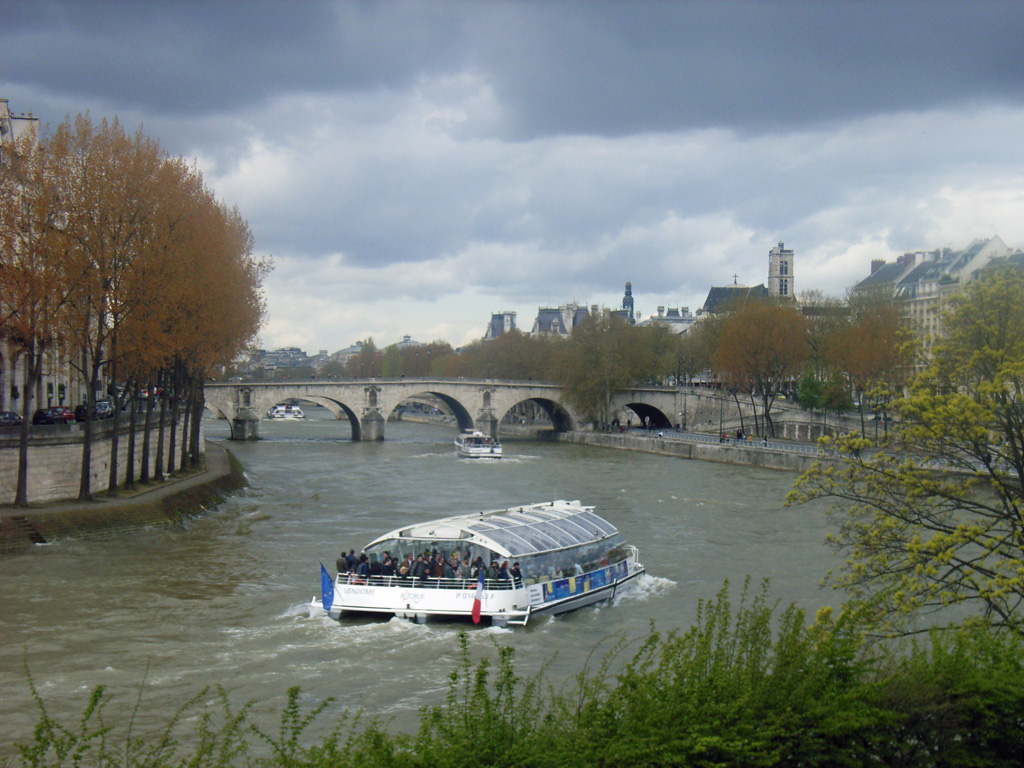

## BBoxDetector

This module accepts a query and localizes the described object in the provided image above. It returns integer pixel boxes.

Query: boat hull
[312,556,644,626]
[455,445,503,458]
[454,429,502,458]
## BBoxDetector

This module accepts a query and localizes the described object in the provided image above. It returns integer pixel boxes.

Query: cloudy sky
[4,1,1024,354]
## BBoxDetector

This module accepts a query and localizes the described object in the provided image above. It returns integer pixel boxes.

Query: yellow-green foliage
[789,265,1024,636]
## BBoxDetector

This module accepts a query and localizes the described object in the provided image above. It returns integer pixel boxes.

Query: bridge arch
[620,402,674,430]
[391,391,475,431]
[493,396,575,432]
[300,396,363,440]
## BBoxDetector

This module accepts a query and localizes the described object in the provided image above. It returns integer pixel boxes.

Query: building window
[780,279,788,296]
[780,261,789,276]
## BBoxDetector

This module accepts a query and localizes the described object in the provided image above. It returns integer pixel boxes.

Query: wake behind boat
[454,428,502,458]
[312,499,645,627]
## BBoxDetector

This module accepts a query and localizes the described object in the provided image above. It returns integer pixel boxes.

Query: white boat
[267,404,305,419]
[311,499,645,627]
[454,428,502,458]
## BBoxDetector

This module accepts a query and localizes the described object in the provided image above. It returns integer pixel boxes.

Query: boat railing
[339,574,521,591]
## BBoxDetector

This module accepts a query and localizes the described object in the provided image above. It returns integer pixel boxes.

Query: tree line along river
[0,407,840,751]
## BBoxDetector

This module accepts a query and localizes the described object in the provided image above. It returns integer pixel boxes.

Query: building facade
[641,305,696,334]
[854,236,1016,360]
[531,302,592,336]
[697,240,792,316]
[484,312,517,340]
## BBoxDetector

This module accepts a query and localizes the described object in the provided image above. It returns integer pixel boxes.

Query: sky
[5,1,1024,355]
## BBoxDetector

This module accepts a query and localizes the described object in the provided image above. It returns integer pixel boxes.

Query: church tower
[767,242,794,299]
[622,281,635,324]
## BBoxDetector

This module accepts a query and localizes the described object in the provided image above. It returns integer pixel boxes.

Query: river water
[0,408,841,749]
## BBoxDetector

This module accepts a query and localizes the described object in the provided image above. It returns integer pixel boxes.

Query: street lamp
[718,391,724,441]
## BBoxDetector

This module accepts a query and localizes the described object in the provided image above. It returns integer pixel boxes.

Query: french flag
[471,569,485,624]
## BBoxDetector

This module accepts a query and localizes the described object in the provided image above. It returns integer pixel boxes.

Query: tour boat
[311,499,645,627]
[454,428,502,458]
[267,404,305,419]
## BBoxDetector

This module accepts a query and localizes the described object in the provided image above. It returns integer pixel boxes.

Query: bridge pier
[475,413,499,440]
[361,410,385,441]
[230,409,260,440]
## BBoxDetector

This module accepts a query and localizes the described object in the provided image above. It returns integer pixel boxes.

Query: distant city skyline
[6,3,1024,352]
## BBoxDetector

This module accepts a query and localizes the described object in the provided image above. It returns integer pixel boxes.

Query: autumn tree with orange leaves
[827,290,915,436]
[0,113,267,505]
[0,125,80,505]
[712,299,808,437]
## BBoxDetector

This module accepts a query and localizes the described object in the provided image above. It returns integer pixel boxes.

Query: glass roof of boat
[371,500,620,557]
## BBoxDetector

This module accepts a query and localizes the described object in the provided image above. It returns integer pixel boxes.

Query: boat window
[466,523,540,555]
[525,520,584,548]
[465,511,613,555]
[577,511,618,537]
[363,538,498,567]
[515,533,626,580]
[549,514,607,541]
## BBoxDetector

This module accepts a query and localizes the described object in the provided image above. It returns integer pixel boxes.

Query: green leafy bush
[8,580,1024,768]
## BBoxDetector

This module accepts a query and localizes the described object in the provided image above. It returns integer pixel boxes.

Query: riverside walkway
[0,442,243,554]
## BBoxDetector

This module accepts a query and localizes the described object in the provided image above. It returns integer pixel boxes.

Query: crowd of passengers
[336,549,523,586]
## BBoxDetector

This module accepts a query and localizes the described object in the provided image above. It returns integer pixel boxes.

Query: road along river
[0,408,841,748]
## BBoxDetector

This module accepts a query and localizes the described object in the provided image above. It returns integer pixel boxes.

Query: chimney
[870,259,885,275]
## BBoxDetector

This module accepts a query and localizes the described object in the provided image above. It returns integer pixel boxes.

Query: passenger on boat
[497,562,510,581]
[431,552,446,578]
[486,560,499,579]
[510,562,523,584]
[336,552,348,574]
[345,549,357,571]
[411,554,430,580]
[470,556,485,580]
[381,557,396,576]
[356,554,370,580]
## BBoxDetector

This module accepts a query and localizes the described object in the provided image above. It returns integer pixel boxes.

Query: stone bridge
[204,379,697,441]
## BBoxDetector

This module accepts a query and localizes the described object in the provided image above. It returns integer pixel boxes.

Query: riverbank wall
[0,416,196,505]
[532,429,830,474]
[0,441,245,555]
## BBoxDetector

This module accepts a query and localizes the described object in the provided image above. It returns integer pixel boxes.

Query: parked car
[32,406,76,425]
[0,410,23,427]
[74,400,116,422]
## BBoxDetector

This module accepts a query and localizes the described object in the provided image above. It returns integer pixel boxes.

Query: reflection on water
[0,407,839,747]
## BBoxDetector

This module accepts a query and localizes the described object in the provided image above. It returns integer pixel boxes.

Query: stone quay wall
[534,429,835,474]
[0,417,201,505]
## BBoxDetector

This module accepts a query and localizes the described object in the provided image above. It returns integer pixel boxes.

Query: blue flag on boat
[320,562,334,612]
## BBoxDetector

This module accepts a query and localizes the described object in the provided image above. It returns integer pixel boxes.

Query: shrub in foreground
[8,581,1024,767]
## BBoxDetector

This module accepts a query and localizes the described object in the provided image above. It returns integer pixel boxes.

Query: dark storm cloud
[1,1,464,116]
[6,2,1024,137]
[470,1,1024,138]
[5,1,1024,349]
